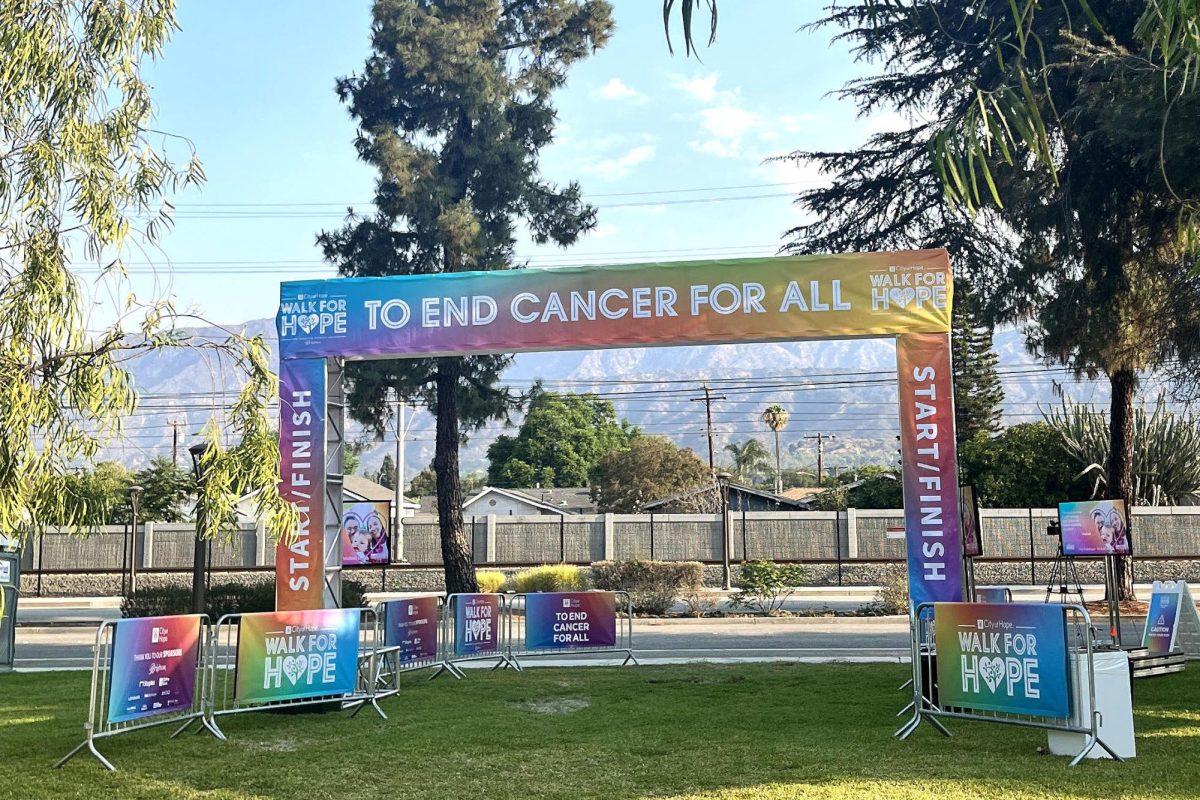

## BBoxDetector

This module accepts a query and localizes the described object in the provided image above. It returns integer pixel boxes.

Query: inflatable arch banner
[275,251,964,611]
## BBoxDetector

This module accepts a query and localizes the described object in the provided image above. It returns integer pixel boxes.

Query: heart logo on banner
[889,287,916,308]
[283,655,307,685]
[980,657,1005,693]
[297,314,319,334]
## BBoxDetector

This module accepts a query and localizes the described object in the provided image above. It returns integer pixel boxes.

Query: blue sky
[106,0,900,327]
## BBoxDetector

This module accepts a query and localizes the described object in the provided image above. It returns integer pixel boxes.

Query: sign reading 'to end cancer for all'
[525,592,617,651]
[234,609,359,704]
[934,603,1071,719]
[107,615,203,724]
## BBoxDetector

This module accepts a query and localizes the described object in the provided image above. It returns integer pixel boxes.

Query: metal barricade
[505,590,637,669]
[55,616,214,772]
[431,593,511,679]
[206,607,383,737]
[974,587,1014,603]
[364,597,444,700]
[896,602,1122,766]
[0,585,16,671]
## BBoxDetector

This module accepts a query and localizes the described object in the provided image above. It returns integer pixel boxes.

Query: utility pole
[171,420,181,466]
[393,392,417,563]
[690,384,727,477]
[804,432,837,485]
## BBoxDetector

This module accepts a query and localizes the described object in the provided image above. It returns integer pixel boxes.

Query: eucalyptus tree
[319,0,614,593]
[0,0,294,576]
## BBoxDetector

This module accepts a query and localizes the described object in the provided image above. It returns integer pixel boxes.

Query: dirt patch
[239,737,303,753]
[513,697,590,715]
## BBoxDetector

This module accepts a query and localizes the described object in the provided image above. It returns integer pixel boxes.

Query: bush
[511,564,586,593]
[681,587,722,617]
[122,578,370,619]
[475,569,508,593]
[870,566,910,615]
[589,560,703,615]
[730,560,807,615]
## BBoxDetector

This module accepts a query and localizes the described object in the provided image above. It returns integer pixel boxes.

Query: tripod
[1044,535,1086,606]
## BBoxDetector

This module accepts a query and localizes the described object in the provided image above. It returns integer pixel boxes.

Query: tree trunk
[434,358,477,594]
[1106,368,1137,602]
[773,430,782,495]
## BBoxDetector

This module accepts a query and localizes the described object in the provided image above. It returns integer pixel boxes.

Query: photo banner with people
[341,501,390,566]
[274,251,964,611]
[1058,499,1131,556]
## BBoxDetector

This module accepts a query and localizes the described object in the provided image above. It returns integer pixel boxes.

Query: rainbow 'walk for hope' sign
[525,592,617,651]
[234,609,359,703]
[934,603,1070,718]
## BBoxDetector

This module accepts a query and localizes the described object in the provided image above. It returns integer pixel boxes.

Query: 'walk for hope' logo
[279,293,348,338]
[263,624,339,688]
[869,265,948,312]
[958,618,1041,700]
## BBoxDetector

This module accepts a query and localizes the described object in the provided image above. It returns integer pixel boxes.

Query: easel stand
[1104,555,1123,646]
[1045,539,1086,607]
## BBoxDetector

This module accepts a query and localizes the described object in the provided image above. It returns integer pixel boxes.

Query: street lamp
[188,443,211,615]
[128,485,144,595]
[716,471,733,591]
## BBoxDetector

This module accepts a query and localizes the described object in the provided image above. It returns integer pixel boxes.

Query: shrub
[871,566,910,615]
[511,564,586,593]
[681,587,722,617]
[589,560,703,615]
[122,578,371,619]
[730,560,808,615]
[476,569,508,593]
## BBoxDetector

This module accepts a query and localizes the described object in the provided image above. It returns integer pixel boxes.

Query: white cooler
[1048,649,1136,759]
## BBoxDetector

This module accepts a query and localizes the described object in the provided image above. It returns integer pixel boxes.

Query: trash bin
[0,543,21,671]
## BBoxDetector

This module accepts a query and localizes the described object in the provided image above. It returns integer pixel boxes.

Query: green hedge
[589,560,703,615]
[122,578,369,619]
[512,564,586,593]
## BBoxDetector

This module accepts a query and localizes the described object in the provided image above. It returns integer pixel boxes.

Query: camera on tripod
[1046,520,1061,537]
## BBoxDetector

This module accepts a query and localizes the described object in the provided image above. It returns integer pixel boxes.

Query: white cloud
[691,105,762,159]
[671,73,721,103]
[582,144,656,180]
[590,223,619,239]
[595,77,647,104]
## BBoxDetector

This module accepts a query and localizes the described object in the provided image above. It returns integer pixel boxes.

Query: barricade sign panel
[933,602,1070,719]
[973,587,1013,604]
[900,602,1121,766]
[234,609,360,704]
[56,615,213,772]
[107,615,203,724]
[1142,581,1200,657]
[382,597,439,662]
[454,594,501,657]
[525,592,617,650]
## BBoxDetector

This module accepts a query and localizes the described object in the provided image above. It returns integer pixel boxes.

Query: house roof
[510,487,595,513]
[643,482,810,511]
[343,474,397,504]
[462,486,585,515]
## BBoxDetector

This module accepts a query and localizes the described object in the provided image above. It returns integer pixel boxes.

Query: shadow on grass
[1,664,1198,800]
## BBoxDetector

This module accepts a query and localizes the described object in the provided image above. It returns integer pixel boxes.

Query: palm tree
[723,438,771,484]
[761,405,790,494]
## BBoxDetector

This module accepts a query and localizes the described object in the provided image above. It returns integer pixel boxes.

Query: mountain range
[109,317,1125,481]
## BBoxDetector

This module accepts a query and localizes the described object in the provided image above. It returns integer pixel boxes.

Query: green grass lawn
[1,663,1198,799]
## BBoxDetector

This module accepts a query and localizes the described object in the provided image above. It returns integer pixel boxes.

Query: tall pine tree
[319,0,613,593]
[952,286,1003,444]
[780,2,1200,599]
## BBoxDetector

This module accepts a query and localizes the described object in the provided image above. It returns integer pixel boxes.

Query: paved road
[12,616,913,670]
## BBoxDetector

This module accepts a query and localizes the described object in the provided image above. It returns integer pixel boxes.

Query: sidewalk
[12,582,1162,626]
